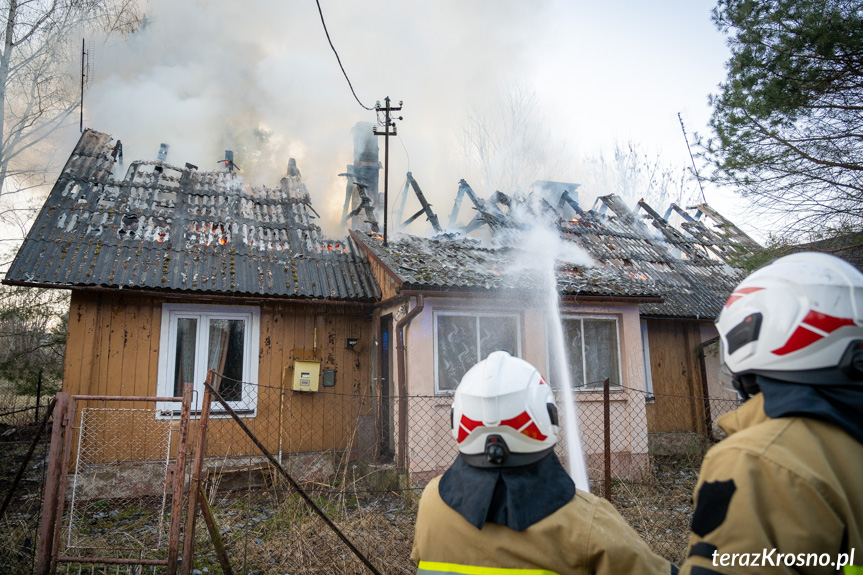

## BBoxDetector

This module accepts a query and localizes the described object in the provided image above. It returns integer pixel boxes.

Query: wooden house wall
[643,319,709,434]
[63,290,375,462]
[367,257,400,300]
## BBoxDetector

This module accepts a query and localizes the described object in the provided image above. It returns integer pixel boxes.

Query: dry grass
[0,424,49,575]
[612,456,701,565]
[1,434,703,574]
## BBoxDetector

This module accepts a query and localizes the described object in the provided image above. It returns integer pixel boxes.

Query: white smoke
[77,0,556,237]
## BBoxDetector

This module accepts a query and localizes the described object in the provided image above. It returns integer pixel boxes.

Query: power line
[678,112,707,204]
[314,0,374,111]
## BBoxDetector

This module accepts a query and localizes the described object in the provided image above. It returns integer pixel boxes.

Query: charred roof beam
[398,172,443,233]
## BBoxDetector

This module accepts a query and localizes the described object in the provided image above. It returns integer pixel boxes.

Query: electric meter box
[292,360,321,392]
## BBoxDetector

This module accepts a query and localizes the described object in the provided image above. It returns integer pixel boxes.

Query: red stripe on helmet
[724,286,764,308]
[501,411,548,441]
[500,411,531,430]
[460,415,484,432]
[772,326,823,356]
[801,310,856,334]
[520,422,547,441]
[457,425,470,443]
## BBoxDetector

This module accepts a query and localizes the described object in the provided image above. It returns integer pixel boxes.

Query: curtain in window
[207,319,245,402]
[173,318,197,396]
[437,315,478,391]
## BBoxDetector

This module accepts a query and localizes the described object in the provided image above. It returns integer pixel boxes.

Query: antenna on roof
[678,112,707,204]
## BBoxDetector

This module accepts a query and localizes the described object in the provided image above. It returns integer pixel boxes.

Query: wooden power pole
[373,97,402,246]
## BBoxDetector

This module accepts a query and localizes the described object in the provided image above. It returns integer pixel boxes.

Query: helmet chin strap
[732,373,761,401]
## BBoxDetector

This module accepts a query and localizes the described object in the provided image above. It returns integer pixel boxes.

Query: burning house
[4,129,381,463]
[4,127,755,487]
[348,181,756,480]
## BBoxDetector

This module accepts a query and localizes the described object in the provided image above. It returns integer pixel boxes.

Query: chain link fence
[59,407,182,566]
[186,375,739,573]
[2,379,739,574]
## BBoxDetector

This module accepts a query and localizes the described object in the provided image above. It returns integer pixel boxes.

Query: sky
[67,0,747,239]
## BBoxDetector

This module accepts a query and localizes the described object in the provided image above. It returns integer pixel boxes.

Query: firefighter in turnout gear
[411,351,676,575]
[680,252,863,575]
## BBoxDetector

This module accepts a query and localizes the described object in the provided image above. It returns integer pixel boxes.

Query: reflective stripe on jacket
[417,562,559,574]
[679,393,863,575]
[411,475,675,575]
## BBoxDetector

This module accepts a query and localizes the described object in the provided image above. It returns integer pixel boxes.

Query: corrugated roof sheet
[353,231,662,299]
[562,195,747,319]
[353,191,751,319]
[5,130,380,301]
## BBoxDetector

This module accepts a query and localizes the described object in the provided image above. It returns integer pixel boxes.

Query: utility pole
[373,97,402,246]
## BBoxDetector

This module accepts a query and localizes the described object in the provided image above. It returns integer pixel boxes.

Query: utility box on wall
[292,360,321,392]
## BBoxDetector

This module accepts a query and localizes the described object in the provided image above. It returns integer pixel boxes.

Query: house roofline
[349,230,405,290]
[1,279,377,308]
[393,287,662,305]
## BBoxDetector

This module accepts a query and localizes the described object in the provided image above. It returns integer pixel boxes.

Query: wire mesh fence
[186,375,740,573]
[59,408,181,564]
[2,378,740,574]
[0,413,51,575]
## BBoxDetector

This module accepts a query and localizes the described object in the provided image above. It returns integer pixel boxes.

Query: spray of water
[504,209,592,492]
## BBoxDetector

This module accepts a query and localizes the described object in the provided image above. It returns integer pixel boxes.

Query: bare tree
[0,0,140,205]
[458,84,574,196]
[583,139,700,210]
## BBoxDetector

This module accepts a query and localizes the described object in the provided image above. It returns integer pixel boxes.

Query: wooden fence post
[181,372,215,575]
[35,393,69,575]
[167,382,194,575]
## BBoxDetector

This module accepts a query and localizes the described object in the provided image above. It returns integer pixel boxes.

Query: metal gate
[36,386,194,575]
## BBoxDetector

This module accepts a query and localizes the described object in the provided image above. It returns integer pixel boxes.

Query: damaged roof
[353,190,754,320]
[352,230,662,301]
[561,195,749,319]
[4,130,380,301]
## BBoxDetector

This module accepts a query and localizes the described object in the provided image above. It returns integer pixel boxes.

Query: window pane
[173,318,197,396]
[437,315,478,392]
[561,319,585,388]
[478,316,518,359]
[208,319,245,402]
[583,319,619,388]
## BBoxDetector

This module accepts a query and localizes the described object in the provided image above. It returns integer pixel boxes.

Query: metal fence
[2,376,740,574]
[184,374,739,573]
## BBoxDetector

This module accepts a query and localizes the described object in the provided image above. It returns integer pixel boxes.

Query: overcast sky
[76,0,747,237]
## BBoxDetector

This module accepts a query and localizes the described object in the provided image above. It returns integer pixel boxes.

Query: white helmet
[451,351,559,468]
[716,252,863,396]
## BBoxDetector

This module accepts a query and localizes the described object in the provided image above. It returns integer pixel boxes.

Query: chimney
[158,143,169,162]
[288,158,301,177]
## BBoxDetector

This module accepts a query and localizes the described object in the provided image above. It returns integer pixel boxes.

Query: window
[434,311,521,394]
[157,304,260,415]
[555,316,622,391]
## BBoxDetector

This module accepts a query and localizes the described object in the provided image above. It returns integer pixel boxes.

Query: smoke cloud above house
[76,0,733,238]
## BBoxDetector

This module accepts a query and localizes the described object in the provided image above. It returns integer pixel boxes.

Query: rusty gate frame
[36,383,194,575]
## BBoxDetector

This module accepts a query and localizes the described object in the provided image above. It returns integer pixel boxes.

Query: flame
[219,237,227,245]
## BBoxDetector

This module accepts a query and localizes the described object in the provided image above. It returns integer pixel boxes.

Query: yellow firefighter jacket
[679,393,863,575]
[411,475,675,575]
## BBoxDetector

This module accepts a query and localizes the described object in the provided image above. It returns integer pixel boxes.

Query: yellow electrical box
[292,360,321,392]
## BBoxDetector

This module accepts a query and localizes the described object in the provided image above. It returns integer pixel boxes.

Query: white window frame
[554,314,624,392]
[433,310,522,395]
[157,303,260,416]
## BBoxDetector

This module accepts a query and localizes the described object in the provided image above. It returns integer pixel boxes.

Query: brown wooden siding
[63,290,375,461]
[368,257,400,300]
[644,319,709,434]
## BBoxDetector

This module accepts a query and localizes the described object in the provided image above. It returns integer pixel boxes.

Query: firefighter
[680,252,863,575]
[411,350,676,575]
